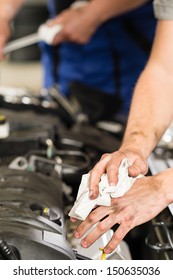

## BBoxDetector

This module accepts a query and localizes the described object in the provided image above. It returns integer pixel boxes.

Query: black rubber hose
[0,238,20,260]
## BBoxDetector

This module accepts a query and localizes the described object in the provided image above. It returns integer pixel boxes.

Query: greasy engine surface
[0,167,76,260]
[0,86,158,260]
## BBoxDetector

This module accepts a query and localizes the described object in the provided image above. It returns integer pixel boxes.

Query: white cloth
[68,158,143,220]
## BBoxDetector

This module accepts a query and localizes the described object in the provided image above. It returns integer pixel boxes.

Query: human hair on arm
[71,20,173,254]
[121,20,173,161]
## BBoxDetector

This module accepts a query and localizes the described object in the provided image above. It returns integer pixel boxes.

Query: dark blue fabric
[40,1,156,115]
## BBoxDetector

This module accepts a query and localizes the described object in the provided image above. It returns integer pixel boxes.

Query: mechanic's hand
[0,18,10,60]
[70,148,148,224]
[47,5,101,45]
[88,149,148,199]
[73,171,172,254]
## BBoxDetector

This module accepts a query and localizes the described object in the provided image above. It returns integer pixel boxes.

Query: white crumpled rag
[68,158,143,220]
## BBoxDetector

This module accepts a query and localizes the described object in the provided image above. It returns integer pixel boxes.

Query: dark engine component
[69,81,122,124]
[145,209,173,260]
[0,86,78,126]
[147,139,173,260]
[57,122,121,167]
[0,108,64,162]
[0,167,76,260]
[0,86,123,260]
[8,149,90,186]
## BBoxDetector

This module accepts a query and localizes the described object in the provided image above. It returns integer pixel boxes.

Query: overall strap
[122,19,152,54]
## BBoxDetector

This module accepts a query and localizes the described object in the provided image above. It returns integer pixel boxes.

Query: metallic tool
[3,24,63,55]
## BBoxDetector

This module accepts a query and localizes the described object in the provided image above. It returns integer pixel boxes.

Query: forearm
[0,0,24,21]
[121,21,173,160]
[86,0,150,25]
[121,65,173,159]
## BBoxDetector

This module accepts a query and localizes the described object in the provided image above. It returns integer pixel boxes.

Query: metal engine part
[0,167,76,260]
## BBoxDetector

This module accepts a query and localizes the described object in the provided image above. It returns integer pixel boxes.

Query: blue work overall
[40,0,156,117]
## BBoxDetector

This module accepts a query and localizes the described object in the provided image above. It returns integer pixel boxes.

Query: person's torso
[43,0,156,117]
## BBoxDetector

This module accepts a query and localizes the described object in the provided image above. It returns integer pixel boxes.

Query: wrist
[120,141,150,160]
[84,2,105,27]
[120,128,158,160]
[0,17,11,43]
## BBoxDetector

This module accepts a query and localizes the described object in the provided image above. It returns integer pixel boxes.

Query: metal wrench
[3,24,63,55]
[2,0,88,55]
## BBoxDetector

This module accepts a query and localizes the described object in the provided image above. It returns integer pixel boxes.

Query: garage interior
[0,0,173,261]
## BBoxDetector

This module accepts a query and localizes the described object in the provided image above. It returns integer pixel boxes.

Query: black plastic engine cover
[56,122,121,167]
[0,108,64,160]
[0,167,76,260]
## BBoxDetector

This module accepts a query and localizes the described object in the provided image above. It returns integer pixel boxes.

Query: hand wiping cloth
[68,158,143,220]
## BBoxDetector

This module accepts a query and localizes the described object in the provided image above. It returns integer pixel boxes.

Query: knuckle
[114,150,125,158]
[123,221,133,231]
[114,233,122,243]
[121,216,134,229]
[97,222,107,232]
[111,198,121,207]
[66,31,74,40]
[100,153,110,160]
[107,163,116,173]
[106,245,115,253]
[78,37,88,44]
[63,28,74,39]
[90,167,99,176]
[107,164,114,170]
[88,212,96,223]
[91,164,102,174]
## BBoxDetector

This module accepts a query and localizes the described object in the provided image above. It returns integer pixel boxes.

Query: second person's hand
[47,4,102,45]
[0,18,11,60]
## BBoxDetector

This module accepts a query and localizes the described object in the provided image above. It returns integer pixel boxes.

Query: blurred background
[0,0,47,90]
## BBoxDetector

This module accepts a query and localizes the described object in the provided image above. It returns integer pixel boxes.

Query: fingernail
[104,248,111,254]
[74,231,80,238]
[89,190,94,197]
[81,239,88,248]
[109,182,116,187]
